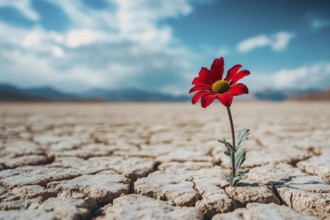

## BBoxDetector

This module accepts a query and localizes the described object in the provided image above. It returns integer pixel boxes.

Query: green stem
[226,107,236,177]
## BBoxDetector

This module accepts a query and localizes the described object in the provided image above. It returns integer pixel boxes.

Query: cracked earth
[0,102,329,220]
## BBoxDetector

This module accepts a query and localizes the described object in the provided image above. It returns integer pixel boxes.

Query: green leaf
[234,149,246,175]
[224,146,231,156]
[221,129,251,186]
[232,176,242,184]
[218,139,232,149]
[218,139,232,157]
[225,175,242,186]
[235,149,245,161]
[238,169,249,177]
[236,129,250,149]
[235,153,245,173]
[218,139,233,157]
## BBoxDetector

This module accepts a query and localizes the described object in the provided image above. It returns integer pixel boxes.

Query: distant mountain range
[0,84,188,102]
[0,84,80,102]
[0,84,328,102]
[253,88,319,101]
[290,88,330,101]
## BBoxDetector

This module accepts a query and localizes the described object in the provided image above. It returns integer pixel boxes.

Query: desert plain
[0,102,329,220]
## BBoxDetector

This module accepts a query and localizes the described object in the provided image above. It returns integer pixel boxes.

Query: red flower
[189,57,250,108]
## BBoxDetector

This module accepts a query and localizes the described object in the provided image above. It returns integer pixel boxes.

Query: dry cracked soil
[0,102,329,220]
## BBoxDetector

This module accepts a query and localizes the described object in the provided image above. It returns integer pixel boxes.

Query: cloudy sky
[0,0,329,94]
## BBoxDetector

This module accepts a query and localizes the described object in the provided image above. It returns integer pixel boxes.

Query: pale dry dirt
[0,102,329,220]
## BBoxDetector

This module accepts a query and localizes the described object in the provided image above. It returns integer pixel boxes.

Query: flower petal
[218,92,233,107]
[192,77,211,85]
[192,91,213,105]
[225,64,242,82]
[228,83,249,96]
[198,67,215,84]
[189,85,211,93]
[211,57,224,80]
[230,70,250,85]
[201,94,217,108]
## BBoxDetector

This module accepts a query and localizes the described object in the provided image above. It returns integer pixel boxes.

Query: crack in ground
[88,158,163,219]
[0,143,317,220]
[289,193,293,208]
[270,185,285,205]
[285,146,323,177]
[288,156,312,169]
[1,129,328,217]
[191,177,202,202]
[223,187,245,209]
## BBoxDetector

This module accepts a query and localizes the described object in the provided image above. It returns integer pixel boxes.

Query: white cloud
[52,0,192,48]
[272,62,330,90]
[0,0,39,21]
[23,31,42,46]
[245,62,330,91]
[271,32,294,51]
[237,32,294,53]
[237,35,270,53]
[52,47,64,57]
[0,0,201,94]
[66,30,106,48]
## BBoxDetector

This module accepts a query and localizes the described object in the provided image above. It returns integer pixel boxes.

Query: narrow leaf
[235,149,245,161]
[236,129,250,148]
[232,176,242,185]
[238,169,249,176]
[236,153,245,171]
[218,139,232,149]
[225,175,241,186]
[235,149,246,175]
[224,146,231,156]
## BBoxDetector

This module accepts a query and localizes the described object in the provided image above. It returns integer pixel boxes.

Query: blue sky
[0,0,329,94]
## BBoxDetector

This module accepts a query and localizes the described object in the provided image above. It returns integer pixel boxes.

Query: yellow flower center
[212,80,230,94]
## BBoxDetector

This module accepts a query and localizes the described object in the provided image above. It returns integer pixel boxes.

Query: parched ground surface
[0,102,329,220]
